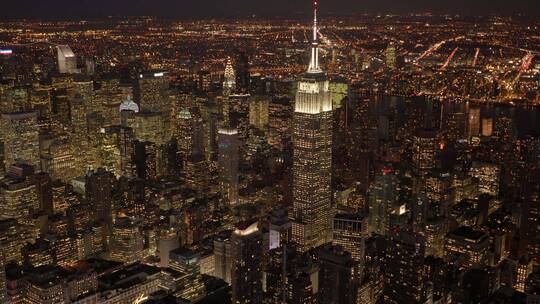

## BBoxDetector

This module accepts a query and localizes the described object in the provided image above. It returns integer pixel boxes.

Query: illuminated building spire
[307,0,321,73]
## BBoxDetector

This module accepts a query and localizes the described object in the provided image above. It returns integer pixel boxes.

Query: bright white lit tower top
[223,57,236,96]
[307,0,321,73]
[295,0,332,115]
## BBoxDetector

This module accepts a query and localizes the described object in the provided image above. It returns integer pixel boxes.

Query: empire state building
[292,0,333,251]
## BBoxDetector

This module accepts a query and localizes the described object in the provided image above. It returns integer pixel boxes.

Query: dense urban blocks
[0,1,539,304]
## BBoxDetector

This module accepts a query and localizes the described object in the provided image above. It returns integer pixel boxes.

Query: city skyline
[0,0,539,303]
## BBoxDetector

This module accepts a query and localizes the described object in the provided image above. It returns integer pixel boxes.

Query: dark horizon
[1,0,540,19]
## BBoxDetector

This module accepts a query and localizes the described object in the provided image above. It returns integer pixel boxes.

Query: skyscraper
[138,71,170,114]
[235,50,250,93]
[169,247,206,301]
[35,172,53,215]
[223,58,236,96]
[86,168,114,232]
[468,106,481,139]
[317,244,358,304]
[368,168,399,236]
[218,127,239,204]
[385,43,397,70]
[412,128,438,172]
[0,165,38,226]
[292,0,334,252]
[57,45,77,74]
[384,229,427,304]
[231,221,263,304]
[1,112,40,171]
[109,216,145,263]
[333,213,367,279]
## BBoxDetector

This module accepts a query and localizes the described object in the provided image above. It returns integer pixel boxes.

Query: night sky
[1,0,539,19]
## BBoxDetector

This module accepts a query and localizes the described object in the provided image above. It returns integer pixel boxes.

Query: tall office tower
[85,168,114,231]
[269,209,292,250]
[213,230,233,284]
[468,107,481,138]
[424,217,448,257]
[218,127,239,204]
[198,70,212,93]
[57,45,77,74]
[184,155,210,194]
[452,172,479,204]
[157,228,179,267]
[292,1,333,252]
[109,216,145,263]
[268,97,293,150]
[131,111,167,146]
[175,107,194,162]
[169,248,206,301]
[97,126,135,177]
[134,141,164,180]
[469,161,501,196]
[368,168,399,236]
[444,226,491,270]
[0,166,38,225]
[69,77,93,176]
[68,77,93,129]
[266,244,318,304]
[513,257,534,293]
[235,50,250,93]
[191,116,206,158]
[411,128,438,172]
[40,137,77,183]
[385,43,397,70]
[333,213,367,279]
[249,96,269,130]
[0,218,29,264]
[30,86,52,121]
[52,90,72,127]
[138,71,170,113]
[521,168,540,264]
[481,117,493,137]
[446,110,468,142]
[223,58,236,96]
[317,244,358,304]
[1,112,40,171]
[35,172,53,215]
[231,222,263,304]
[225,94,250,153]
[422,171,453,218]
[25,273,65,304]
[384,229,427,304]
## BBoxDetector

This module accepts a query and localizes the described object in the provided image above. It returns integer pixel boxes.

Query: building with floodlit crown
[291,0,334,252]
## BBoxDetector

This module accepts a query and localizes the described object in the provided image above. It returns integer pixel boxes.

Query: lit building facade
[292,1,334,251]
[333,213,367,278]
[57,45,77,74]
[384,229,427,304]
[169,248,206,301]
[218,127,239,204]
[444,226,491,270]
[223,58,236,96]
[1,112,40,171]
[231,222,263,304]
